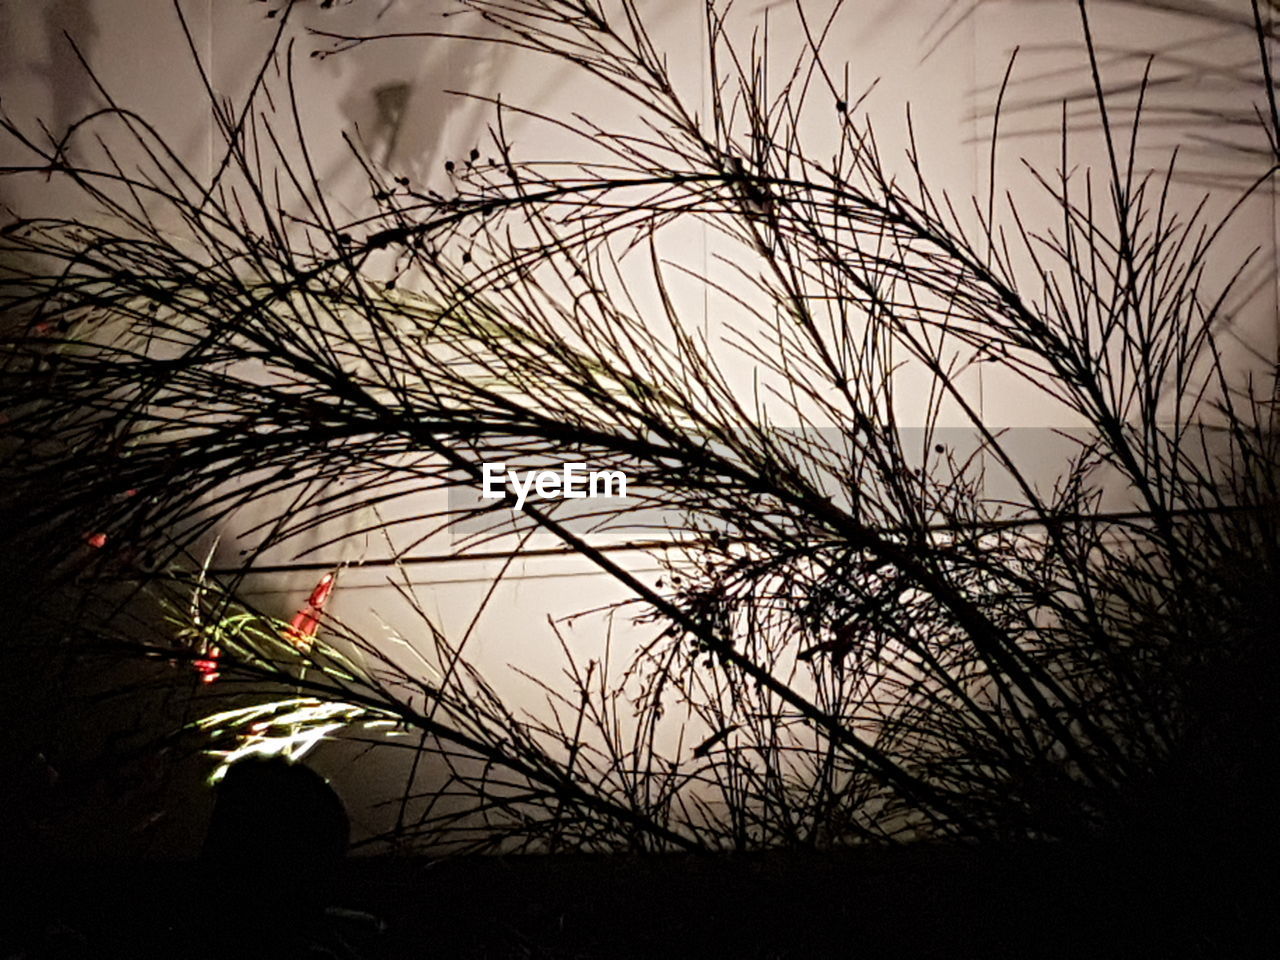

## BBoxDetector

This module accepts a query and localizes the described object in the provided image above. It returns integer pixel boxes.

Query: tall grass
[1,0,1277,853]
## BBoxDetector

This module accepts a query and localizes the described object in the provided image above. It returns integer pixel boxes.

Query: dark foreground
[2,839,1276,960]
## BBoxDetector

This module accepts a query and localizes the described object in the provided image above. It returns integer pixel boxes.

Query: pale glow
[198,698,390,783]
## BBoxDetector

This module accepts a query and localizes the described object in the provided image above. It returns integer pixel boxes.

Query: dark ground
[2,837,1276,959]
[2,640,1277,958]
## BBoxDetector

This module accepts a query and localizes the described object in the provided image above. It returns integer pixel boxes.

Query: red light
[284,572,337,650]
[308,573,336,609]
[194,657,220,683]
